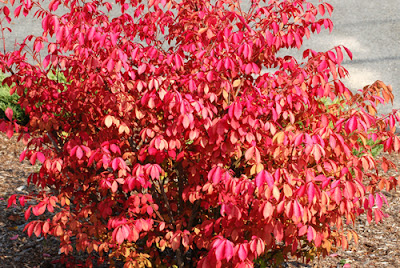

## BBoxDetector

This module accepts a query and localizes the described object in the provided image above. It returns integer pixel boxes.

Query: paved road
[299,0,400,115]
[2,0,400,114]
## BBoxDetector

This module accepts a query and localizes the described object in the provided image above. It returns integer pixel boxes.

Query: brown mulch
[1,133,400,267]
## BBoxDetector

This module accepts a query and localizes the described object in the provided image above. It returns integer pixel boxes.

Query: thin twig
[158,177,185,267]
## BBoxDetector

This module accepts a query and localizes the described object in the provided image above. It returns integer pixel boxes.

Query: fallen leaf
[10,234,19,240]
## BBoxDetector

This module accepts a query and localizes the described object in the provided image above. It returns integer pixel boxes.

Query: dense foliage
[0,0,399,267]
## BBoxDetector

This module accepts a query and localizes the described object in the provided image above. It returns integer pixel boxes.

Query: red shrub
[0,0,399,267]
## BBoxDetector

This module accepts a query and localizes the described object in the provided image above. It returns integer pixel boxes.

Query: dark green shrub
[0,73,29,125]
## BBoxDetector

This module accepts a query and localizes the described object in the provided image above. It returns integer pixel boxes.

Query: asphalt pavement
[2,0,400,114]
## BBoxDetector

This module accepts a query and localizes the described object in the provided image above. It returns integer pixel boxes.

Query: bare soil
[0,132,400,267]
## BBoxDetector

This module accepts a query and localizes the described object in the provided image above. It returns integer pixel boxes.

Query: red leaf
[42,221,50,233]
[25,222,35,237]
[336,46,343,64]
[5,107,13,121]
[7,194,16,208]
[171,233,181,250]
[19,196,26,206]
[32,203,46,216]
[54,225,63,236]
[325,3,334,16]
[6,123,13,138]
[318,4,325,16]
[34,222,42,237]
[343,46,353,60]
[24,207,31,220]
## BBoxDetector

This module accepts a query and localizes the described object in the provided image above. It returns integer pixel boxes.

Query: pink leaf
[182,114,190,129]
[206,71,213,82]
[263,202,273,219]
[30,153,37,165]
[244,146,255,161]
[318,4,325,16]
[214,239,234,261]
[76,146,83,159]
[208,166,222,184]
[36,152,45,163]
[174,54,182,69]
[138,64,146,75]
[107,59,114,73]
[265,171,274,188]
[148,164,161,179]
[307,183,315,204]
[115,227,125,244]
[249,236,265,257]
[245,63,252,74]
[111,180,118,193]
[273,222,284,242]
[10,234,19,240]
[214,239,225,261]
[14,5,22,17]
[112,158,119,171]
[375,193,382,209]
[346,116,357,133]
[237,243,248,261]
[298,225,307,236]
[334,187,342,204]
[345,181,356,199]
[105,115,112,128]
[255,170,266,188]
[307,226,315,242]
[43,55,50,68]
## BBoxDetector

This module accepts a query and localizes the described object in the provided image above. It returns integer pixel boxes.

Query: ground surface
[1,132,400,267]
